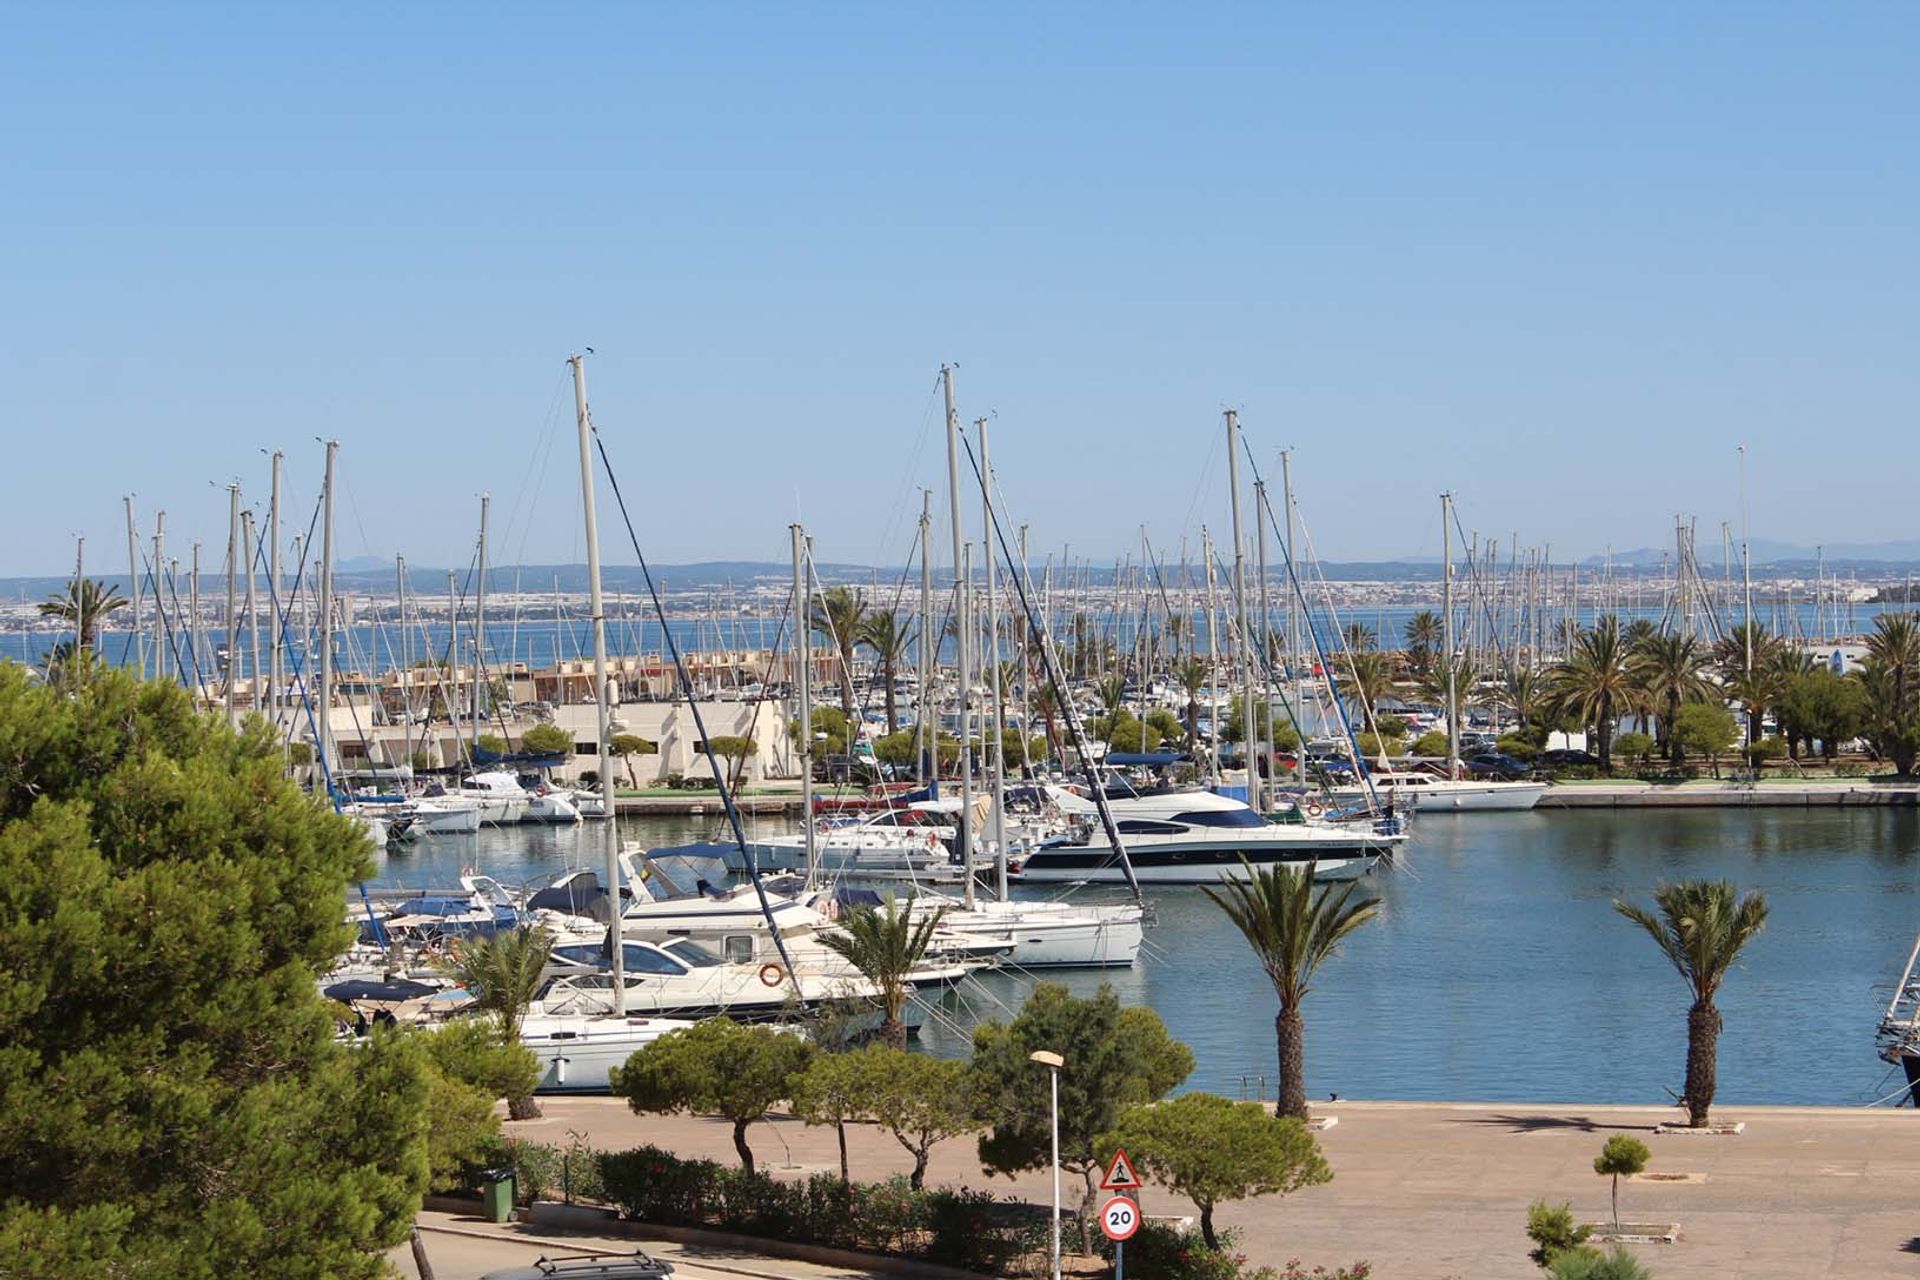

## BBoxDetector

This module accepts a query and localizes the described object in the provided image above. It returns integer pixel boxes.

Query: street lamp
[1030,1049,1065,1280]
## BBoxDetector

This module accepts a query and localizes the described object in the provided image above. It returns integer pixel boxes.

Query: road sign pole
[1115,1239,1124,1280]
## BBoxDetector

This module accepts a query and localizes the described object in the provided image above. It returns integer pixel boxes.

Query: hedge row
[597,1144,1046,1273]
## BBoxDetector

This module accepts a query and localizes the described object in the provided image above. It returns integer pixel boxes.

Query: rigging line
[1447,502,1516,676]
[588,426,804,999]
[955,424,1140,900]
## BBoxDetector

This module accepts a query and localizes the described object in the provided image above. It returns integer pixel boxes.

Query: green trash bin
[479,1166,516,1223]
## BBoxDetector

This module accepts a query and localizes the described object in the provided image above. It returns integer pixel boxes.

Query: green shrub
[1612,732,1655,766]
[1834,759,1871,777]
[1526,1198,1593,1269]
[1496,733,1537,761]
[1745,737,1786,765]
[594,1144,1039,1266]
[1410,730,1449,757]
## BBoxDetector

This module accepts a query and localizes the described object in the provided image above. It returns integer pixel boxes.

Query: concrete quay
[505,1096,1920,1280]
[1538,781,1920,808]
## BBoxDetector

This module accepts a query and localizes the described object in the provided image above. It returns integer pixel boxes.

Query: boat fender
[758,963,786,988]
[926,830,939,848]
[1302,800,1324,818]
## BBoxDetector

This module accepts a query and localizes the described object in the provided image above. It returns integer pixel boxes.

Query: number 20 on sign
[1100,1195,1140,1242]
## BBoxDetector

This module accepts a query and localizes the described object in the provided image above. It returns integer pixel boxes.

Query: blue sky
[2,5,1915,577]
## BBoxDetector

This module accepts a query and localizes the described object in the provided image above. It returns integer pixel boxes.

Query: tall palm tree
[1851,615,1920,775]
[441,925,555,1119]
[1500,664,1549,737]
[1203,859,1380,1119]
[1402,610,1443,676]
[1342,621,1377,652]
[1613,881,1768,1128]
[810,586,869,723]
[38,578,128,653]
[818,895,947,1048]
[1714,622,1787,744]
[1545,617,1632,771]
[857,608,915,734]
[1341,651,1396,734]
[1628,631,1715,764]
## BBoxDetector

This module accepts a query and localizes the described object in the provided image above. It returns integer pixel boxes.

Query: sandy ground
[495,1095,1920,1279]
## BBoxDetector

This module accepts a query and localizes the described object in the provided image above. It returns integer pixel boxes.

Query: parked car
[1463,750,1531,780]
[1538,748,1600,769]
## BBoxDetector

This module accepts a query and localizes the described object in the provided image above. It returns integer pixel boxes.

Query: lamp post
[1030,1049,1065,1280]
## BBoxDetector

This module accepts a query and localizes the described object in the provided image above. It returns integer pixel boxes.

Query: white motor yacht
[1010,786,1399,885]
[1327,770,1546,812]
[521,1012,695,1093]
[529,935,885,1021]
[908,891,1145,968]
[746,802,964,881]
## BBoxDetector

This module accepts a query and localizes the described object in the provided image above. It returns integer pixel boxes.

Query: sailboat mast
[1254,476,1271,807]
[243,510,259,717]
[1203,526,1220,785]
[1442,491,1457,780]
[152,513,166,683]
[124,497,143,678]
[1281,448,1303,783]
[226,482,240,724]
[941,364,974,909]
[918,490,934,787]
[190,542,203,700]
[397,555,413,772]
[317,440,338,789]
[792,523,817,886]
[1224,410,1254,800]
[268,451,283,730]
[571,353,624,1015]
[980,417,1009,900]
[474,493,489,747]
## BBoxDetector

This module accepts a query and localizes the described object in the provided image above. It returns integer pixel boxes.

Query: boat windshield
[659,938,728,968]
[1170,808,1267,828]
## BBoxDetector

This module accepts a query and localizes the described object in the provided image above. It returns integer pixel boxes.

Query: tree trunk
[1276,1004,1308,1120]
[1077,1165,1097,1257]
[1685,999,1721,1128]
[507,1093,542,1121]
[884,991,906,1050]
[910,1149,928,1191]
[883,660,898,735]
[733,1118,756,1175]
[1611,1173,1620,1231]
[1199,1201,1219,1250]
[836,1120,849,1185]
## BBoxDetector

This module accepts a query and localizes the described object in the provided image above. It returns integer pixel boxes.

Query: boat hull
[1011,841,1384,885]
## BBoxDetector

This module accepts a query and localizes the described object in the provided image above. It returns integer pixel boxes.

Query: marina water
[369,807,1920,1107]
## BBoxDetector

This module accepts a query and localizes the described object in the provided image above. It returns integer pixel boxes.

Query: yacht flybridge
[1010,785,1398,885]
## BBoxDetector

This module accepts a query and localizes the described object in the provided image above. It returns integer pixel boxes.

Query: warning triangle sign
[1100,1147,1142,1191]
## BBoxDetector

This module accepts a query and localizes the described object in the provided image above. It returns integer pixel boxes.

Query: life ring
[1302,799,1324,818]
[758,963,786,988]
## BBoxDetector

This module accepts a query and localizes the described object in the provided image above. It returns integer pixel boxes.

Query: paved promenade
[498,1096,1920,1279]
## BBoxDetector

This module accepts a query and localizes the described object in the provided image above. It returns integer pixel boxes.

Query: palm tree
[1500,664,1549,737]
[440,924,555,1119]
[857,609,915,734]
[1714,623,1787,744]
[809,586,869,723]
[1613,881,1767,1128]
[818,895,947,1048]
[1341,650,1396,734]
[1402,610,1443,675]
[1342,621,1377,652]
[1545,617,1632,771]
[1096,673,1128,724]
[1628,631,1715,764]
[1853,614,1920,776]
[1202,858,1380,1119]
[38,578,128,653]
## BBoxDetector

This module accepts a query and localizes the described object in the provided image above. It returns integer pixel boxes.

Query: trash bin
[479,1166,517,1223]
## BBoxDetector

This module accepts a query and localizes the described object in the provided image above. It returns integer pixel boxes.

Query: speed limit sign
[1100,1195,1141,1242]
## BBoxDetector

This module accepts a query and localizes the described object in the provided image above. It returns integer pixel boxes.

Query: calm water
[367,807,1920,1106]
